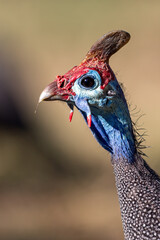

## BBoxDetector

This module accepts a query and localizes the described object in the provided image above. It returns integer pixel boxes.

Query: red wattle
[69,111,73,122]
[87,115,92,127]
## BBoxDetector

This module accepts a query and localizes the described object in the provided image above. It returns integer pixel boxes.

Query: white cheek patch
[72,82,103,99]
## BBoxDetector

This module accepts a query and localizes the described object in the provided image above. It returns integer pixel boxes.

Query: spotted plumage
[39,30,160,240]
[112,154,160,239]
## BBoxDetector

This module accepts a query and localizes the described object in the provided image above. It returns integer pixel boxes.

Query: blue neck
[89,106,136,163]
[75,76,136,163]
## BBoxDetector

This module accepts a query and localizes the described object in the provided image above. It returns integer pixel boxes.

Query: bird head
[39,31,135,160]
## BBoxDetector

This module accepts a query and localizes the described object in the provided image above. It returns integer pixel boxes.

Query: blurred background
[0,1,160,239]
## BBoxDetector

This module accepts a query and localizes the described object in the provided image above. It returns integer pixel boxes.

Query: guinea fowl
[39,31,160,240]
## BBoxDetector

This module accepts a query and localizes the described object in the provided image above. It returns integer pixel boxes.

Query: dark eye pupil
[81,77,95,88]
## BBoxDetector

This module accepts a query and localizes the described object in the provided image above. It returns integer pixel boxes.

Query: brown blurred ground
[0,1,160,240]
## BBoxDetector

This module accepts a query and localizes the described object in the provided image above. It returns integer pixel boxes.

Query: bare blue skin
[71,70,136,163]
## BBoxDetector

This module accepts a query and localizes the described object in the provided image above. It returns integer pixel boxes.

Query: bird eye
[77,70,101,90]
[80,77,95,88]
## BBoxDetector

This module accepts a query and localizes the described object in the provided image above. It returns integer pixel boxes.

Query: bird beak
[39,80,75,122]
[39,80,71,103]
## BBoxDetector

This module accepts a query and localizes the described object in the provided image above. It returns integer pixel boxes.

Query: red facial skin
[40,58,115,127]
[54,58,115,99]
[40,58,115,105]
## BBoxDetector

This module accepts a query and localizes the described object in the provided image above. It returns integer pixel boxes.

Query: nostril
[59,80,65,88]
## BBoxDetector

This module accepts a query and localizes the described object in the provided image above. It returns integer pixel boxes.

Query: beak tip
[39,89,50,103]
